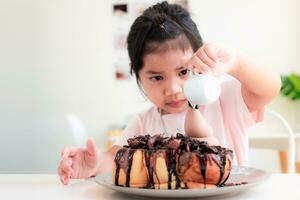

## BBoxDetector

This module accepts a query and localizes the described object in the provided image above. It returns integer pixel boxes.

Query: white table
[0,174,299,200]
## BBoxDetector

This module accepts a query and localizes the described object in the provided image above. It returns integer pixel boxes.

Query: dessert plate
[94,166,271,198]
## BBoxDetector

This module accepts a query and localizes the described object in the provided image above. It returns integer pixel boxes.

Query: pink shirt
[118,75,264,166]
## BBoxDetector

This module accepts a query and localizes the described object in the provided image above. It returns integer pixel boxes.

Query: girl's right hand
[187,43,237,76]
[58,138,101,185]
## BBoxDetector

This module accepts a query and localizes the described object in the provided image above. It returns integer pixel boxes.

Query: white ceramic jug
[183,73,221,106]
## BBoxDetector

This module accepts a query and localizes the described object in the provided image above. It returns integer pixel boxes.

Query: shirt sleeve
[220,75,265,130]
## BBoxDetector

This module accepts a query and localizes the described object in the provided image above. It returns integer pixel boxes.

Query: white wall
[189,0,299,73]
[0,0,149,173]
[0,0,299,173]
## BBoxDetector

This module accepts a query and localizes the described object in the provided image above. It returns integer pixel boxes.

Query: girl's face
[139,47,193,114]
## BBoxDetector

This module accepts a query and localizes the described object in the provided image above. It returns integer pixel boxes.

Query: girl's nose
[164,80,183,96]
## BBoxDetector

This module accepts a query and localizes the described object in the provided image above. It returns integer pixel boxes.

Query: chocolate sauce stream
[197,154,207,188]
[125,149,135,187]
[145,150,155,189]
[114,148,127,186]
[216,154,226,186]
[219,159,232,186]
[166,150,181,189]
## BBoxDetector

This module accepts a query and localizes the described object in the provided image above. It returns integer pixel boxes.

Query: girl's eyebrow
[145,70,164,74]
[145,66,185,74]
[176,66,185,71]
[146,66,185,74]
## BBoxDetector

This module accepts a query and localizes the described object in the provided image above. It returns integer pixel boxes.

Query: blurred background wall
[0,0,299,173]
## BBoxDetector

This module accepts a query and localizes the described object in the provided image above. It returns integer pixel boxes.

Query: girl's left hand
[187,43,237,76]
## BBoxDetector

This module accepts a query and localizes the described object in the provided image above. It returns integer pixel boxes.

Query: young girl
[58,1,281,185]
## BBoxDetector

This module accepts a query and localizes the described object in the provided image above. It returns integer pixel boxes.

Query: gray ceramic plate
[94,166,271,198]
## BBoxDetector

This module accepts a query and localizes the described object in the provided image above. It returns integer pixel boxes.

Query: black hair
[127,1,203,82]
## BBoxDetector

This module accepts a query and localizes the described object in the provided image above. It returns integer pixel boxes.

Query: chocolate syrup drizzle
[125,149,135,187]
[114,148,127,186]
[145,150,154,189]
[198,154,207,188]
[166,149,181,189]
[114,133,233,189]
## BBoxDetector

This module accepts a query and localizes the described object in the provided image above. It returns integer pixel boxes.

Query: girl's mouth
[166,99,187,108]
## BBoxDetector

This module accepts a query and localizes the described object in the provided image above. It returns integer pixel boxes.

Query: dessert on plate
[113,133,233,189]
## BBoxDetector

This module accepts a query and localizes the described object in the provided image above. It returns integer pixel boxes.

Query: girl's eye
[179,69,190,77]
[149,76,163,81]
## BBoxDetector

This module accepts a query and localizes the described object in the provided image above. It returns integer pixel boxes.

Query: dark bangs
[144,33,192,55]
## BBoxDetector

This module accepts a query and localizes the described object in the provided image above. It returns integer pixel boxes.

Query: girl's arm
[185,107,219,146]
[96,115,141,175]
[193,136,219,146]
[96,145,121,175]
[187,43,281,112]
[229,53,281,112]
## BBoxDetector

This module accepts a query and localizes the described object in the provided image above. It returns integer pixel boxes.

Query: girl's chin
[162,104,188,115]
